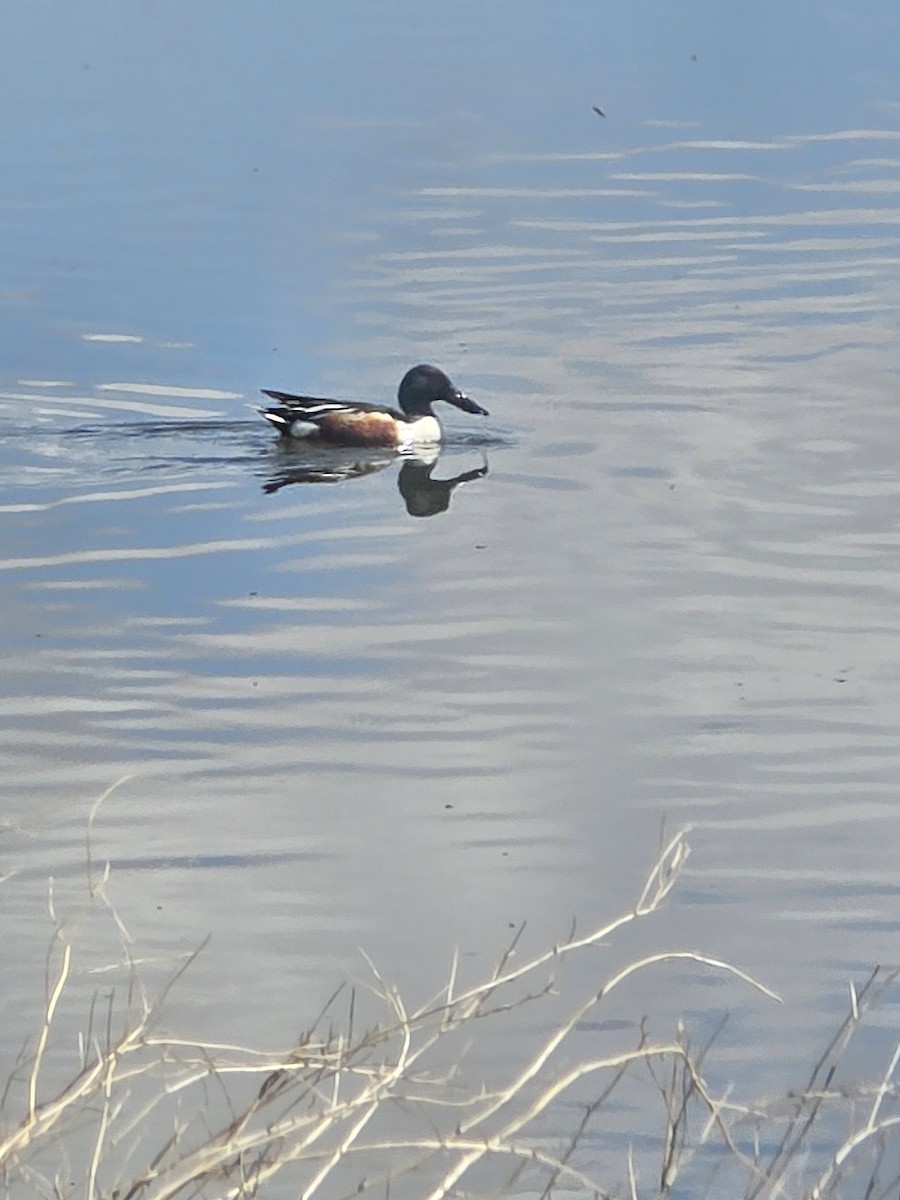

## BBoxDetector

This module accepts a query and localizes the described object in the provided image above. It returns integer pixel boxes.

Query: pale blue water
[2,3,900,1195]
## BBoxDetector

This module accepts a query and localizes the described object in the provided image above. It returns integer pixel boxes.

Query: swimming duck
[258,364,487,448]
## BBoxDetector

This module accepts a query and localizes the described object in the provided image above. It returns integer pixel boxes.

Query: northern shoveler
[258,364,488,448]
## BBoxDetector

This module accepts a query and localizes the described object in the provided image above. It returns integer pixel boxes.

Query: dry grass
[1,810,898,1200]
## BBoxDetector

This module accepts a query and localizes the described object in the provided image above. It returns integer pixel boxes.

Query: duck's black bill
[451,390,489,417]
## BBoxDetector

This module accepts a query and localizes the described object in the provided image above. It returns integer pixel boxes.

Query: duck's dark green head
[398,364,488,418]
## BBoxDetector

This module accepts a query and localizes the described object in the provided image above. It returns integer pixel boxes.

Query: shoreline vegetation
[2,817,898,1199]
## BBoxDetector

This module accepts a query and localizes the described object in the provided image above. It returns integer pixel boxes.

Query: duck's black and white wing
[258,390,404,443]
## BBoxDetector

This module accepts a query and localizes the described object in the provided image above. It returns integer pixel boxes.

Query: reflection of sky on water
[3,1,900,388]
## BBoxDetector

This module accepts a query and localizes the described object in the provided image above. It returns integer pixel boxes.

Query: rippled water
[3,3,900,1194]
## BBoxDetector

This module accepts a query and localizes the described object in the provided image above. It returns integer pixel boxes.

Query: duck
[258,364,487,448]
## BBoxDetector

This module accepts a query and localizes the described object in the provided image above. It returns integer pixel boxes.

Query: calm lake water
[3,2,900,1194]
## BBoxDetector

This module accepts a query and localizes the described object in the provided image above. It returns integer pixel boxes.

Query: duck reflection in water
[262,444,487,517]
[397,450,487,517]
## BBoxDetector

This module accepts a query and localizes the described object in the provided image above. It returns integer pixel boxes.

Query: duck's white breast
[400,415,441,447]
